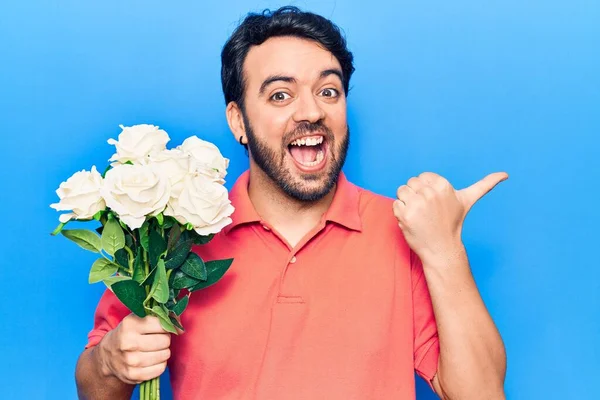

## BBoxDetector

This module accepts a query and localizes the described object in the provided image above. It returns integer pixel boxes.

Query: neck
[247,163,336,247]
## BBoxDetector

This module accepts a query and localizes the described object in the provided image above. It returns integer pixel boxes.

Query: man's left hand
[392,172,508,265]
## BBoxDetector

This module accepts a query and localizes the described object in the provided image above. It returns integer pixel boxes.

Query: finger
[125,348,171,369]
[122,314,165,335]
[137,348,171,367]
[418,172,449,191]
[392,200,408,226]
[459,172,508,210]
[393,199,405,215]
[396,185,416,205]
[128,362,168,384]
[136,316,167,334]
[137,333,171,352]
[406,176,426,192]
[396,185,416,198]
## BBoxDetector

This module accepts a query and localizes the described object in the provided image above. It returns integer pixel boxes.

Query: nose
[292,91,326,124]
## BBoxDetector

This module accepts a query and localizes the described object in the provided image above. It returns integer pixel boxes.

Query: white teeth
[316,149,324,162]
[290,136,324,147]
[298,149,324,167]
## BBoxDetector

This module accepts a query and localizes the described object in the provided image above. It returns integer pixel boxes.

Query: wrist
[95,332,115,379]
[420,242,468,271]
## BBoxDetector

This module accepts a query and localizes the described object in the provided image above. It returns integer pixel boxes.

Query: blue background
[1,0,598,399]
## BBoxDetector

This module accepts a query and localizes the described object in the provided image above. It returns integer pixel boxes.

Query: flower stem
[124,245,135,275]
[140,249,160,399]
[50,222,66,236]
[143,249,149,276]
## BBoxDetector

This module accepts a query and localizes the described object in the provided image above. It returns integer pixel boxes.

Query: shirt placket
[259,221,304,302]
[250,220,330,398]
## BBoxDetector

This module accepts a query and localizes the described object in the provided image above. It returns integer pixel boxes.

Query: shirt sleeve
[85,288,131,349]
[411,250,440,389]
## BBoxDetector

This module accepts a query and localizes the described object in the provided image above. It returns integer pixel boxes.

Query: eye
[319,88,339,98]
[270,92,292,102]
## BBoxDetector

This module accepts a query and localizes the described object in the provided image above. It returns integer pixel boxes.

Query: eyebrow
[259,75,296,96]
[258,68,344,96]
[320,68,343,84]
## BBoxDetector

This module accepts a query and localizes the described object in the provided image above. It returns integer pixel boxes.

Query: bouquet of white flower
[50,124,235,400]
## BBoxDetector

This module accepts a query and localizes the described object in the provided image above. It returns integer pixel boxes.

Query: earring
[239,135,246,145]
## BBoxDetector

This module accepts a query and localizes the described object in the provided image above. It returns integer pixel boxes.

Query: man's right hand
[97,314,172,385]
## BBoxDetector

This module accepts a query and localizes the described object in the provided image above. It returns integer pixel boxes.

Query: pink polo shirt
[86,170,440,399]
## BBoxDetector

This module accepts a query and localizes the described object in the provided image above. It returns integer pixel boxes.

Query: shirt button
[290,256,297,264]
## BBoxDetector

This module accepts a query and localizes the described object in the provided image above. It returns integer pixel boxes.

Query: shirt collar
[323,171,362,232]
[223,170,362,234]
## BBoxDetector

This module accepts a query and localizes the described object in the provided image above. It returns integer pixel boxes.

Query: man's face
[240,36,349,202]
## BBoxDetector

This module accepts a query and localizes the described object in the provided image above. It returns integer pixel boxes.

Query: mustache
[283,121,334,145]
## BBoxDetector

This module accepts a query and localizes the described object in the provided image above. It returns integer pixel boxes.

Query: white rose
[178,136,229,183]
[164,174,234,235]
[101,164,171,230]
[108,124,170,165]
[50,166,106,223]
[149,149,191,198]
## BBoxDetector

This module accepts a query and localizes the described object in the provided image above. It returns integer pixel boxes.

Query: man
[76,6,507,399]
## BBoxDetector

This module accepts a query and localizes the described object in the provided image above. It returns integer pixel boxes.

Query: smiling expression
[236,36,350,201]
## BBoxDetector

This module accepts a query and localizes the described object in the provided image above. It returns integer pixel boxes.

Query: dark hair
[221,6,355,109]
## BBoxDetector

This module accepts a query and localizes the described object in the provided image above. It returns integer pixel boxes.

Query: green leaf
[168,288,177,302]
[112,280,147,317]
[89,258,120,283]
[192,232,215,245]
[189,259,234,292]
[103,275,130,289]
[151,305,177,334]
[180,253,207,281]
[139,221,150,252]
[163,216,176,229]
[124,233,134,249]
[114,248,129,269]
[62,229,102,253]
[156,213,164,226]
[165,290,181,310]
[167,226,181,252]
[171,294,189,316]
[101,218,125,256]
[149,259,169,304]
[132,248,145,283]
[141,266,156,286]
[101,165,112,178]
[165,239,193,270]
[169,315,184,332]
[92,210,104,221]
[185,223,194,231]
[149,229,167,267]
[171,270,201,290]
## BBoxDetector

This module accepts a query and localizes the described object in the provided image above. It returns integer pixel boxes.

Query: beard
[241,110,349,202]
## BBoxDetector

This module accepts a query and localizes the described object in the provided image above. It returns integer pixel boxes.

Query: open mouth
[287,135,328,171]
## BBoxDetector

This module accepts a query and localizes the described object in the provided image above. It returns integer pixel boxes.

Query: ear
[226,102,247,144]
